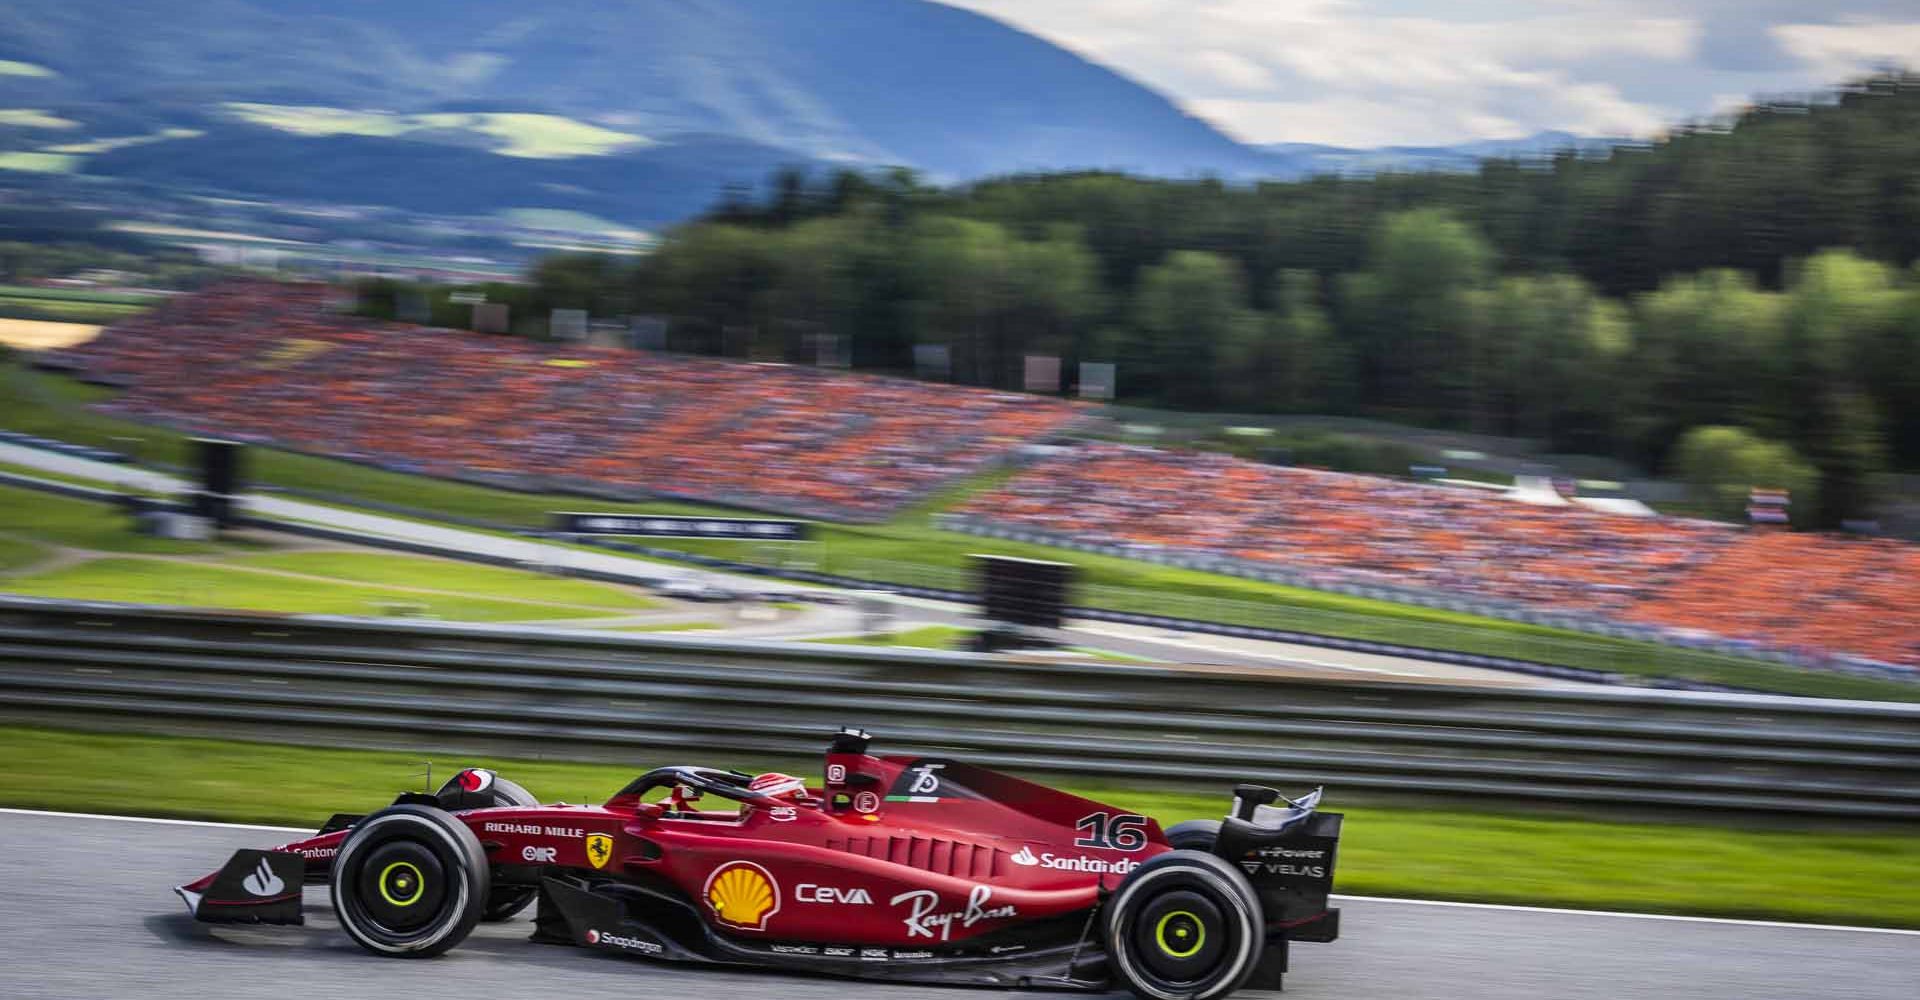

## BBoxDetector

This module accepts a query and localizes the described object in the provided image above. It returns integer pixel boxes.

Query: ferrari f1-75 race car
[176,729,1342,999]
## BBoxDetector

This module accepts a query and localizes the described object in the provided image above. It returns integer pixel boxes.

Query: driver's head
[748,772,808,802]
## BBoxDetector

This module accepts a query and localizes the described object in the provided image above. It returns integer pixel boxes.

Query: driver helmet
[748,772,809,802]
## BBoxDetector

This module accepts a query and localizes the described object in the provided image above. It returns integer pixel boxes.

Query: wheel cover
[378,861,425,907]
[350,840,449,936]
[1130,889,1227,984]
[1155,909,1206,958]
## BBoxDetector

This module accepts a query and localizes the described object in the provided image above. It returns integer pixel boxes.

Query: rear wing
[1213,785,1341,943]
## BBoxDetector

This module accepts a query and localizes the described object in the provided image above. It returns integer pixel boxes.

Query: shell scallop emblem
[703,861,781,931]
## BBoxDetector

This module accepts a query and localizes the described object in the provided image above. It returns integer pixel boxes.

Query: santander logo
[1007,846,1138,875]
[242,857,285,897]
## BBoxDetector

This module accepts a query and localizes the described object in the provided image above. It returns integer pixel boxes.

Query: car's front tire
[330,804,488,957]
[1105,850,1263,1000]
[434,769,543,923]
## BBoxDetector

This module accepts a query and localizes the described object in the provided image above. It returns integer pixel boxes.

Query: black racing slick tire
[1164,819,1222,852]
[330,804,489,958]
[1105,850,1263,1000]
[435,769,543,923]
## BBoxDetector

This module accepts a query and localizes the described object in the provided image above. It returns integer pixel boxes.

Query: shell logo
[703,861,781,931]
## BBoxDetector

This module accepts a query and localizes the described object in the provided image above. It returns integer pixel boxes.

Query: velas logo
[242,857,285,897]
[584,833,613,870]
[704,861,781,931]
[1009,846,1039,867]
[455,768,493,793]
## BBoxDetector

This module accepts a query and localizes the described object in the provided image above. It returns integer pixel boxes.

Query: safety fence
[0,596,1915,819]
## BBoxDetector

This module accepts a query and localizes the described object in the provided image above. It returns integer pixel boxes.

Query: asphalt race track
[4,811,1917,1000]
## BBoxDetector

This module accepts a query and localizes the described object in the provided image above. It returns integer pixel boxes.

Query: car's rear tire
[1164,819,1222,852]
[330,804,488,957]
[436,768,540,922]
[1105,850,1263,1000]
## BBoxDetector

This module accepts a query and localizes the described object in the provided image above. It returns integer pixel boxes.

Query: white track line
[0,806,307,834]
[4,807,1914,937]
[1327,894,1920,936]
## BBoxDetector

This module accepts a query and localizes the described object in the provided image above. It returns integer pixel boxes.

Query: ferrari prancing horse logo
[584,833,613,869]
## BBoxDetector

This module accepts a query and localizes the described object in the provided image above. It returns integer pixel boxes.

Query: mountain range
[0,0,1606,230]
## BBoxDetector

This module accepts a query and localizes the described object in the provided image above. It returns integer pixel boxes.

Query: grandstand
[57,282,1085,521]
[957,444,1920,671]
[49,282,1920,674]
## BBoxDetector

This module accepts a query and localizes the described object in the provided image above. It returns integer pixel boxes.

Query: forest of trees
[360,74,1920,528]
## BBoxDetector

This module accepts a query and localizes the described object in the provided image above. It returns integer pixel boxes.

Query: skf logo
[704,861,781,931]
[584,833,613,870]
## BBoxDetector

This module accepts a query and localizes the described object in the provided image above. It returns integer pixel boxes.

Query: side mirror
[1231,784,1280,821]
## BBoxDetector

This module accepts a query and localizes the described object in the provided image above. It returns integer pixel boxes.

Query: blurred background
[1,3,1919,993]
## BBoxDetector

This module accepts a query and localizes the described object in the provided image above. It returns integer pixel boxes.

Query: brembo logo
[1008,847,1138,875]
[242,857,285,897]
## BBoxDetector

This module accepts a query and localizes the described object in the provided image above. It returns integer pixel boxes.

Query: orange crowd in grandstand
[1622,531,1920,669]
[60,282,1083,520]
[956,445,1920,669]
[51,282,1920,671]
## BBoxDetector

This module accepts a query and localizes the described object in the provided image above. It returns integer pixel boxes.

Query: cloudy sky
[940,1,1920,147]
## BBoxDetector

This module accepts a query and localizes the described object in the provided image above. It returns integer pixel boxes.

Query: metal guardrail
[0,596,1916,819]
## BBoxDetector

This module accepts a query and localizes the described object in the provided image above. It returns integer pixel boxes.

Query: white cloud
[1771,21,1920,79]
[940,1,1702,144]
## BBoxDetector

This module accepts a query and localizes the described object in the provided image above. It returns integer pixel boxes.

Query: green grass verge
[0,483,657,622]
[6,363,1916,701]
[0,482,233,555]
[0,296,146,323]
[0,284,164,306]
[613,621,721,632]
[2,725,1915,928]
[0,534,46,571]
[806,624,975,649]
[1,558,611,621]
[229,552,656,611]
[0,458,134,490]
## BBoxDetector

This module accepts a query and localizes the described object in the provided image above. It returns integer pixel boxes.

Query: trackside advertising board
[552,512,812,542]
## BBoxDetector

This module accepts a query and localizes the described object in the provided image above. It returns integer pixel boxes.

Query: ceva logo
[242,857,285,897]
[1009,846,1039,867]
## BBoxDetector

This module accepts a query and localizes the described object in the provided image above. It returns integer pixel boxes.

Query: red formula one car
[176,729,1342,999]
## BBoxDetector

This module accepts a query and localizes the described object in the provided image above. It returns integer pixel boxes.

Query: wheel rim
[351,841,448,935]
[379,861,425,907]
[1131,888,1227,984]
[1155,909,1206,958]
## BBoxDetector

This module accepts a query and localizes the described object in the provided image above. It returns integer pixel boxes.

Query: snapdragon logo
[587,928,661,954]
[1009,847,1139,875]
